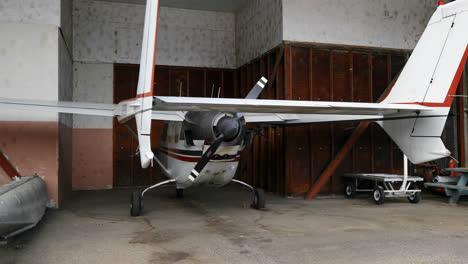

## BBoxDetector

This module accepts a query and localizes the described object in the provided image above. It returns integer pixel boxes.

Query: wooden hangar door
[113,64,236,187]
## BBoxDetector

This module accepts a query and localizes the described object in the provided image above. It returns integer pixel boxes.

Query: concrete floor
[1,185,468,264]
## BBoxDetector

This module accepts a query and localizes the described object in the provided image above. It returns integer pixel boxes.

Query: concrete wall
[0,0,60,26]
[0,23,59,121]
[235,0,283,66]
[282,0,438,50]
[73,0,236,68]
[72,62,113,190]
[60,0,73,52]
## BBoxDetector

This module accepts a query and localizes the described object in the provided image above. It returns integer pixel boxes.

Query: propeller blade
[245,77,268,99]
[235,77,268,120]
[187,134,225,181]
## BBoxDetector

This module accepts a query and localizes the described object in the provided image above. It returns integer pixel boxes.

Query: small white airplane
[1,0,467,216]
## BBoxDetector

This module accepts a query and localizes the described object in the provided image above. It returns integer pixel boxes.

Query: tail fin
[117,0,160,168]
[378,1,468,164]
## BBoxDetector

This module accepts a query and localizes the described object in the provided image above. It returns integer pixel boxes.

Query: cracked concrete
[1,185,468,263]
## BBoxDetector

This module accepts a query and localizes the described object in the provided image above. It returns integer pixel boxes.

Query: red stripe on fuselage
[159,148,241,163]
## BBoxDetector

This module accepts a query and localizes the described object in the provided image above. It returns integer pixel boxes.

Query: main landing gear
[130,179,266,217]
[130,179,176,217]
[231,179,266,210]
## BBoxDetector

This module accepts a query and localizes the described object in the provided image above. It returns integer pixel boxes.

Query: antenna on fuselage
[217,87,221,98]
[211,84,214,98]
[179,82,182,97]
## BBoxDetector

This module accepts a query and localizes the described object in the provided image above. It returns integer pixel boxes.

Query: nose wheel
[176,188,184,198]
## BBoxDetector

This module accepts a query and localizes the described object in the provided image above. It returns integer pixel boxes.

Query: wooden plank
[353,53,371,102]
[223,71,235,98]
[372,123,392,173]
[286,47,313,195]
[188,69,204,97]
[372,54,388,102]
[284,46,293,100]
[169,69,187,96]
[264,46,284,95]
[0,149,21,179]
[310,49,332,191]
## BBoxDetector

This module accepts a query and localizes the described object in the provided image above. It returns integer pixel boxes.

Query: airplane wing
[152,96,429,119]
[0,97,116,116]
[151,111,185,121]
[0,97,186,122]
[241,113,386,124]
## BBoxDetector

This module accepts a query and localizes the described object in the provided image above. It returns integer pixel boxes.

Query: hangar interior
[0,0,467,208]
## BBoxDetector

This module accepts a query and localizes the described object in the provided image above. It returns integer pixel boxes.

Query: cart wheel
[345,182,356,198]
[130,191,142,217]
[372,186,385,205]
[408,188,421,204]
[252,188,266,210]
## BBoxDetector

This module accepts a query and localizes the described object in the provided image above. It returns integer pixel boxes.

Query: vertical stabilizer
[378,0,468,163]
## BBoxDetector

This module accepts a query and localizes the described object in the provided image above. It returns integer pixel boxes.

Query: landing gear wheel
[252,188,266,210]
[176,188,184,198]
[344,182,356,198]
[408,188,421,204]
[373,186,385,205]
[130,191,142,217]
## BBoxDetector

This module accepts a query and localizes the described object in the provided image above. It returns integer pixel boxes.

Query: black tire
[252,188,266,210]
[130,191,142,217]
[176,188,184,198]
[408,188,421,204]
[372,186,385,205]
[344,182,356,198]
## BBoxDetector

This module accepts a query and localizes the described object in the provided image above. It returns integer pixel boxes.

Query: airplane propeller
[187,115,241,181]
[185,77,268,182]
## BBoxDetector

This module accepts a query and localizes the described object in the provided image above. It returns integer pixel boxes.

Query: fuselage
[154,112,245,189]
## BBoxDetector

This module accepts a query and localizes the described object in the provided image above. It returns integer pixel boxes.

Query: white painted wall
[282,0,438,50]
[72,63,113,129]
[73,0,236,68]
[0,0,60,26]
[0,23,59,121]
[235,0,283,67]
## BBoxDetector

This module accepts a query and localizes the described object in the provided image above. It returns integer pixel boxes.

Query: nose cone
[217,116,240,141]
